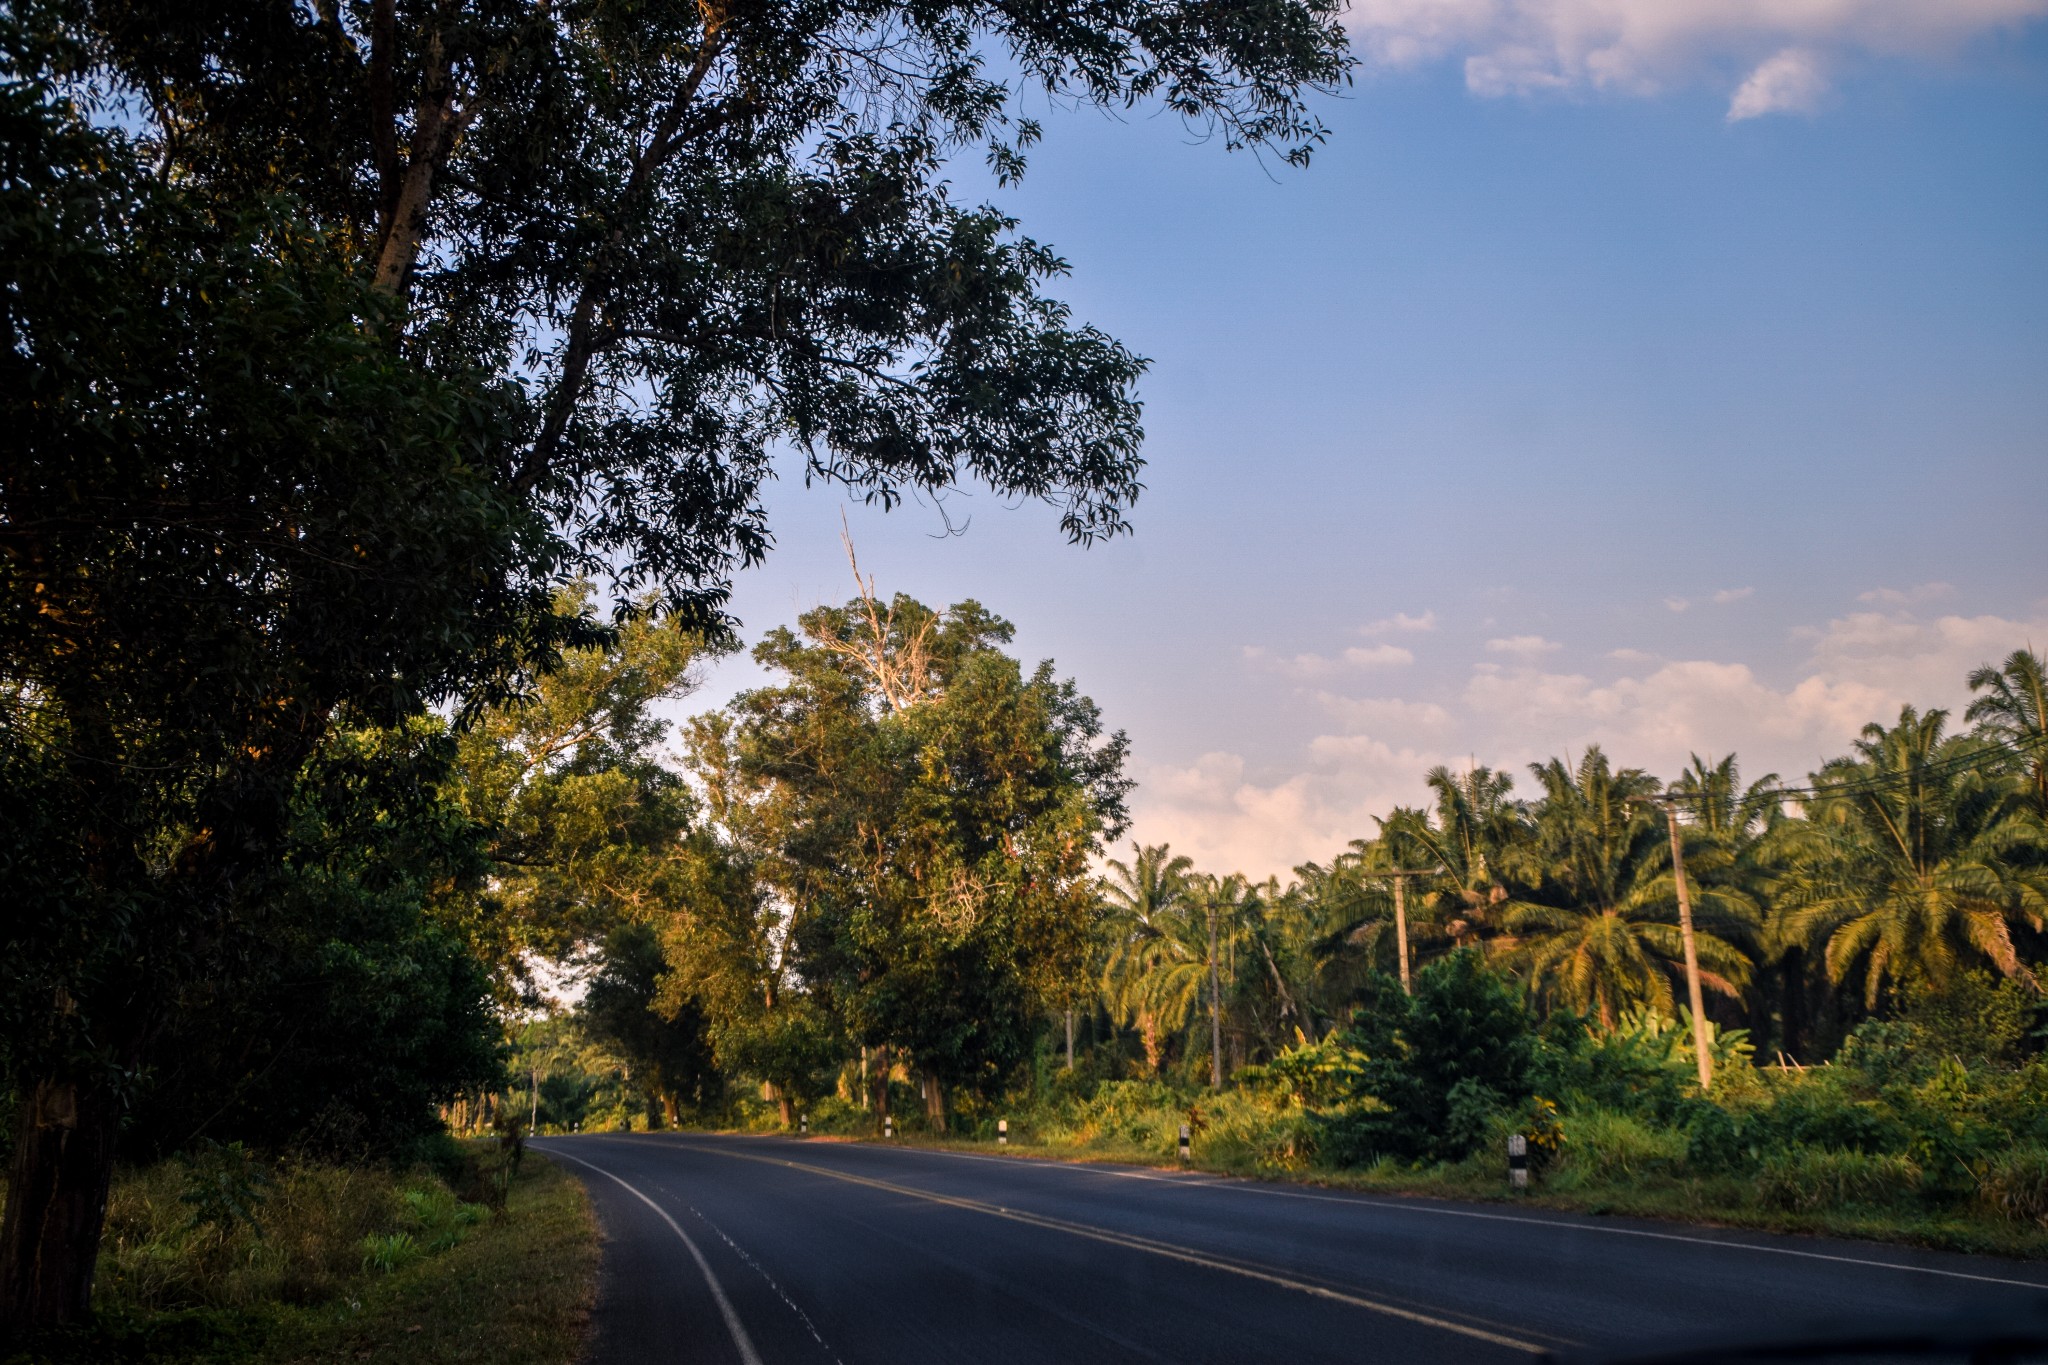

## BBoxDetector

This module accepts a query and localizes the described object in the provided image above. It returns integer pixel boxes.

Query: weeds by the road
[1,1149,596,1365]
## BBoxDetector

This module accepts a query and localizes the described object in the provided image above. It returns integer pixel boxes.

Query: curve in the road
[541,1132,2048,1365]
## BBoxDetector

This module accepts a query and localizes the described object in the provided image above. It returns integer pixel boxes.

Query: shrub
[359,1231,422,1274]
[1754,1148,1922,1213]
[1333,952,1535,1163]
[1977,1146,2048,1226]
[1554,1109,1687,1183]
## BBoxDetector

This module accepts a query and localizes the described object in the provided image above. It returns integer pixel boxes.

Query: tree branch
[517,29,729,492]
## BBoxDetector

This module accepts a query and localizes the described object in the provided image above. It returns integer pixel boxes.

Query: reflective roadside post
[1178,1124,1191,1164]
[1508,1133,1529,1190]
[998,1118,1008,1146]
[799,1113,808,1136]
[884,1114,894,1140]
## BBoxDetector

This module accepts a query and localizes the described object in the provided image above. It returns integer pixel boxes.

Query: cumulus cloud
[1859,582,1956,605]
[1132,601,2048,879]
[1665,597,1692,613]
[1727,48,1828,119]
[1712,586,1755,604]
[1362,610,1439,635]
[1485,634,1563,658]
[1243,642,1415,678]
[1341,0,2048,115]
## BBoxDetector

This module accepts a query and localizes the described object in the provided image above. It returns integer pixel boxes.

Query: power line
[1656,733,2048,808]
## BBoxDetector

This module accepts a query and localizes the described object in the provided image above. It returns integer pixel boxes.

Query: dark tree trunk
[1780,946,1806,1063]
[922,1073,945,1134]
[0,1077,121,1331]
[870,1048,890,1126]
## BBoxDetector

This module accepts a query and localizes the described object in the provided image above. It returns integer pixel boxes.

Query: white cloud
[1362,610,1439,635]
[1485,634,1563,658]
[1712,586,1756,604]
[1132,601,2048,880]
[1665,597,1692,613]
[1243,642,1414,678]
[1341,0,2048,112]
[1727,47,1828,119]
[1859,582,1956,605]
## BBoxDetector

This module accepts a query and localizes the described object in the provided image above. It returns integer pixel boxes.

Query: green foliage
[1322,952,1535,1163]
[707,593,1129,1120]
[176,1143,270,1244]
[358,1232,422,1276]
[1772,707,2047,1007]
[1754,1148,1924,1213]
[579,922,722,1122]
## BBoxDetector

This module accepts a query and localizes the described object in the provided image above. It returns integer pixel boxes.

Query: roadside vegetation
[500,647,2048,1260]
[2,1146,594,1364]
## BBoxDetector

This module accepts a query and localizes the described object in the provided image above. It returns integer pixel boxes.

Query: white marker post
[998,1119,1008,1146]
[1178,1123,1191,1164]
[799,1114,808,1136]
[1508,1133,1529,1190]
[884,1114,894,1140]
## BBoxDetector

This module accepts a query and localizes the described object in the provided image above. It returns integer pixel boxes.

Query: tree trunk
[922,1073,946,1134]
[0,1078,121,1331]
[1064,1010,1075,1071]
[871,1048,890,1127]
[773,1085,794,1130]
[1780,946,1806,1063]
[1139,1014,1163,1074]
[661,1092,680,1129]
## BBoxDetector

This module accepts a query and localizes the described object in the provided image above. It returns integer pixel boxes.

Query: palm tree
[1968,647,2048,819]
[1098,844,1195,1073]
[1667,753,1795,1049]
[1772,707,2046,1007]
[1385,764,1527,948]
[1498,748,1757,1028]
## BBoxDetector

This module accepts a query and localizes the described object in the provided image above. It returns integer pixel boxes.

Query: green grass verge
[2,1153,596,1365]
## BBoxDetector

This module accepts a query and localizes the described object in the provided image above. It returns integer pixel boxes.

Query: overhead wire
[1652,731,2048,809]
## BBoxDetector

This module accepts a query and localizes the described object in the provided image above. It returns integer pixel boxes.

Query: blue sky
[683,6,2048,880]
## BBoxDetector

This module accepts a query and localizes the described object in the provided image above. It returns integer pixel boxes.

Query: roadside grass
[0,1150,595,1365]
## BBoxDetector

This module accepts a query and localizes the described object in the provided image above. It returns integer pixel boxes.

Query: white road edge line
[546,1145,765,1365]
[739,1137,2048,1293]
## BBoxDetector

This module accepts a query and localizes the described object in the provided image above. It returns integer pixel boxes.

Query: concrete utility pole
[1207,897,1224,1089]
[1380,868,1441,995]
[1660,796,1714,1091]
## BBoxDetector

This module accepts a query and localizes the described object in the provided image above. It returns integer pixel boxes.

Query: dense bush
[1318,953,1536,1164]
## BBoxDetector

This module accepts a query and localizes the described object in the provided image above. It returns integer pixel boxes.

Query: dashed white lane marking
[690,1203,846,1365]
[546,1146,764,1365]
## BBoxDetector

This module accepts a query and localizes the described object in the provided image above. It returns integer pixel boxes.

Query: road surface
[536,1133,2048,1363]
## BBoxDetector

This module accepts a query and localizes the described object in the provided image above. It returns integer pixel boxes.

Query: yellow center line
[620,1136,1554,1355]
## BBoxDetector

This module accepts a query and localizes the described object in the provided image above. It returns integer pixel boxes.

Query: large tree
[720,590,1129,1129]
[4,0,1345,1324]
[0,70,562,1328]
[68,0,1348,622]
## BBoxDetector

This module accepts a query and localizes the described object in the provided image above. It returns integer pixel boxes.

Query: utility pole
[1659,796,1714,1091]
[1207,895,1223,1089]
[1380,868,1441,995]
[1064,1009,1076,1071]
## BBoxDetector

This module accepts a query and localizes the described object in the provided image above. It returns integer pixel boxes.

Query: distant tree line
[1092,646,2047,1084]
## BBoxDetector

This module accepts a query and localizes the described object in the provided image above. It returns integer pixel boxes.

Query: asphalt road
[534,1133,2048,1363]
